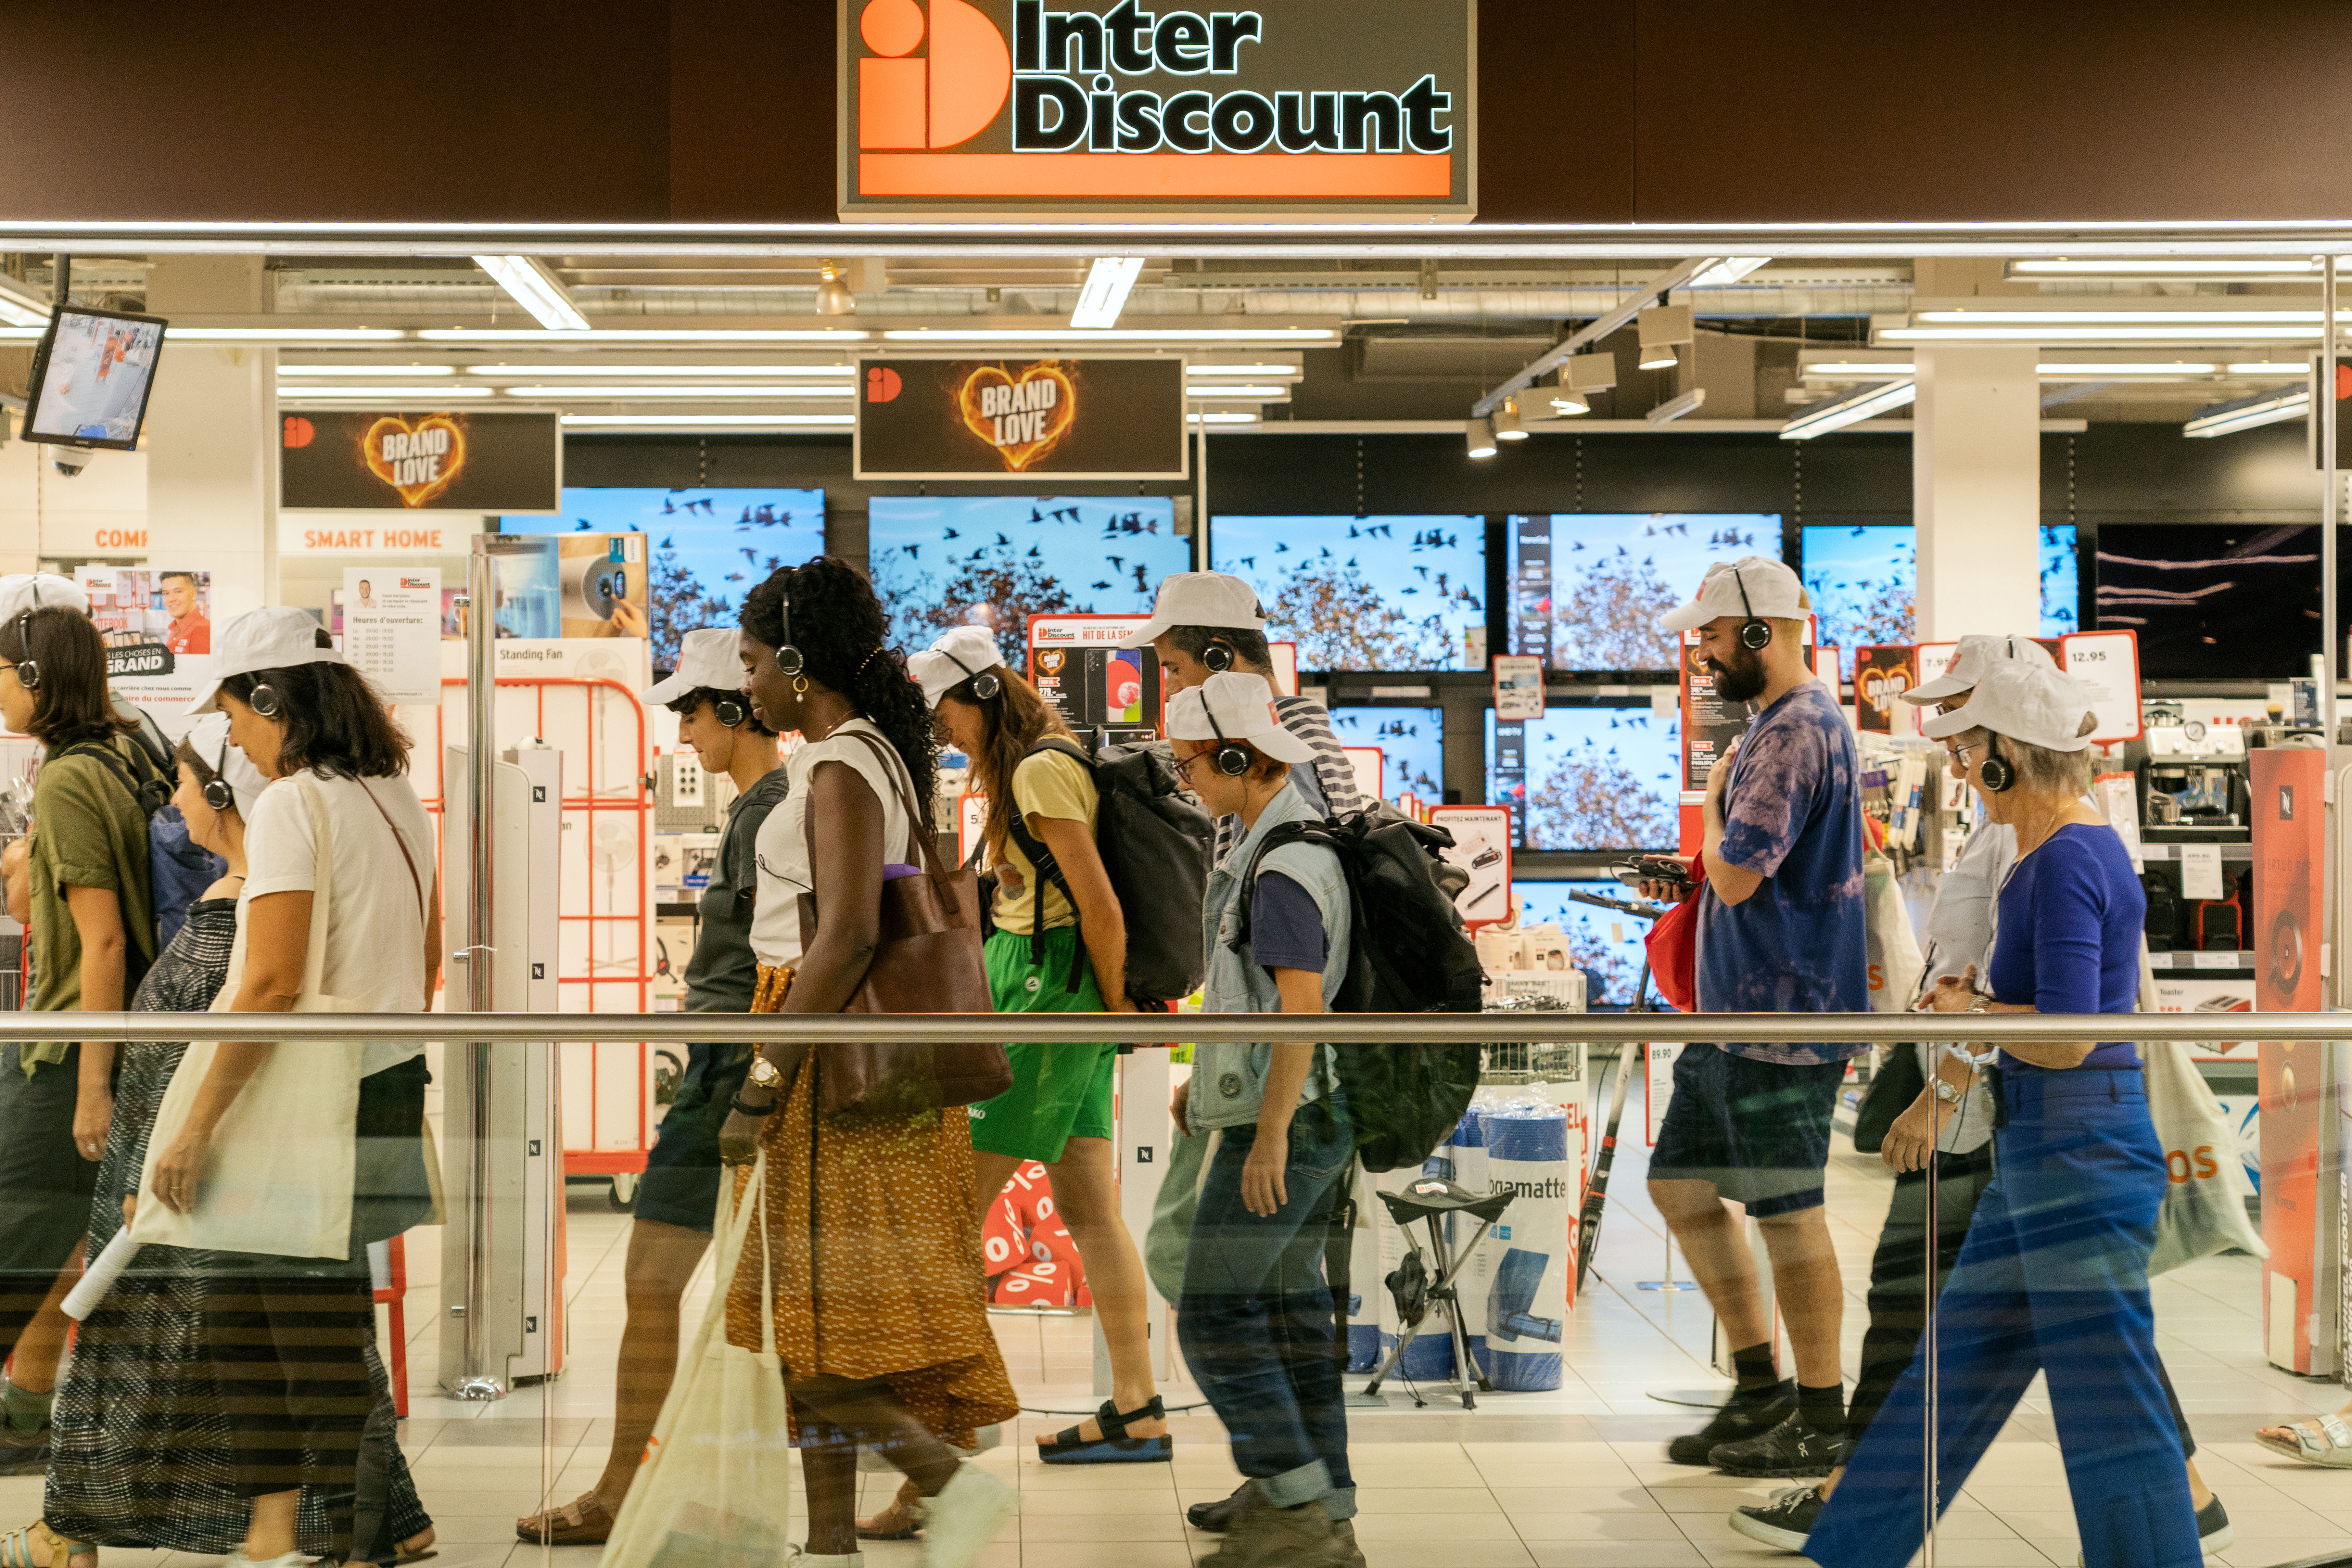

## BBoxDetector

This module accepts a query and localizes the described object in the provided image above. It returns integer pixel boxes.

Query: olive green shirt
[23,736,158,1071]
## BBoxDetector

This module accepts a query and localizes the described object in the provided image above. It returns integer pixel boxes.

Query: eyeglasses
[1171,750,1214,786]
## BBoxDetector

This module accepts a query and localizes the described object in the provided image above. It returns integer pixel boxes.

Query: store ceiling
[2,251,2339,434]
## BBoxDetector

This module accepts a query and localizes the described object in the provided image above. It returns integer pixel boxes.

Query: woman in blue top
[1806,661,2200,1568]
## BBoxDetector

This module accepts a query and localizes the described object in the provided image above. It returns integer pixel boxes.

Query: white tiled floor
[7,1133,2348,1568]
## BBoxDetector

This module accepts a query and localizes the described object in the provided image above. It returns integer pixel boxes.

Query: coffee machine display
[2139,718,2251,840]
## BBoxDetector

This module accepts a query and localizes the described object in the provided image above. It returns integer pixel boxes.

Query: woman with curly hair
[718,559,1019,1568]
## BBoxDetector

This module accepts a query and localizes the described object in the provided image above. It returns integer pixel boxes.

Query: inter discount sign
[855,355,1187,479]
[839,0,1474,218]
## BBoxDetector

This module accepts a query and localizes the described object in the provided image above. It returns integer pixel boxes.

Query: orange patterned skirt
[723,964,1020,1445]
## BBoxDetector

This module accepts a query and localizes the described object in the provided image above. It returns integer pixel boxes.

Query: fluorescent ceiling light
[471,254,590,332]
[2036,361,2218,377]
[1180,384,1287,399]
[1915,309,2338,324]
[1885,326,2326,343]
[1187,411,1260,424]
[2228,362,2310,375]
[0,278,50,328]
[1689,257,1770,287]
[417,328,870,341]
[453,362,855,378]
[1186,362,1303,377]
[1647,388,1707,424]
[485,384,853,399]
[2011,258,2321,275]
[277,385,495,399]
[558,413,856,427]
[275,364,457,377]
[1781,379,1916,440]
[1071,257,1147,330]
[2183,386,2309,438]
[881,328,1335,342]
[186,328,411,342]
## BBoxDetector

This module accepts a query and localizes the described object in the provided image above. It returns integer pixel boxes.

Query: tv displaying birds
[1488,703,1682,852]
[867,495,1186,673]
[511,488,825,670]
[1799,522,2078,675]
[1508,513,1782,673]
[1211,514,1483,672]
[1329,705,1444,800]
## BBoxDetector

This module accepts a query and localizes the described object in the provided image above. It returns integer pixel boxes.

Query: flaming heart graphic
[363,413,468,507]
[956,361,1078,471]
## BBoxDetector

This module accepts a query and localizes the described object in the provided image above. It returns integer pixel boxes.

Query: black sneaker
[0,1423,51,1479]
[1666,1381,1796,1465]
[1730,1485,1823,1552]
[1708,1413,1849,1478]
[1187,1480,1254,1533]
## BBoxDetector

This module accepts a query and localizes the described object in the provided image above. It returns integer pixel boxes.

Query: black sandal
[1036,1396,1173,1466]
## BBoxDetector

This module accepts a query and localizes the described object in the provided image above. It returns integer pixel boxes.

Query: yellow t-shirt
[990,748,1100,935]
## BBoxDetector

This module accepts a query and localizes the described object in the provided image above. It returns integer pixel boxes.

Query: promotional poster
[1853,644,1918,734]
[855,356,1187,479]
[1027,612,1160,742]
[281,410,562,512]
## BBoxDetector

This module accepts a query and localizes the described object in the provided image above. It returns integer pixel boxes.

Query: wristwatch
[746,1052,784,1092]
[1933,1079,1965,1106]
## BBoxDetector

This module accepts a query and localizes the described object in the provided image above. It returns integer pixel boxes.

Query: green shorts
[971,925,1115,1164]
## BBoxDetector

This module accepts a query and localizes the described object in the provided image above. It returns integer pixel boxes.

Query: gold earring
[792,675,810,697]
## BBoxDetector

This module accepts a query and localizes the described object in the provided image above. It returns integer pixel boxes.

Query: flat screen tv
[509,488,825,670]
[1328,705,1443,800]
[1487,702,1681,851]
[2094,523,2327,680]
[1512,880,1656,1007]
[1212,514,1482,671]
[1508,513,1781,672]
[21,305,167,450]
[867,495,1186,673]
[1800,523,2079,675]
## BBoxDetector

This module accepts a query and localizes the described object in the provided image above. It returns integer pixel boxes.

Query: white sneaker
[223,1552,308,1568]
[783,1550,864,1567]
[918,1463,1018,1568]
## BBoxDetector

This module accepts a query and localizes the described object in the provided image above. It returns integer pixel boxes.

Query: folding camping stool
[1362,1175,1515,1411]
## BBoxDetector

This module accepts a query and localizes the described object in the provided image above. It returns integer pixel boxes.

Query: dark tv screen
[2094,524,2329,679]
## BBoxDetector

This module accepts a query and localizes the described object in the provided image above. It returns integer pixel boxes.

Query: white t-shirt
[749,719,915,969]
[238,769,436,1075]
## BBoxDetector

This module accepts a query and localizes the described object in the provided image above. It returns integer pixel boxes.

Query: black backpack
[1002,737,1215,1007]
[1233,807,1486,1172]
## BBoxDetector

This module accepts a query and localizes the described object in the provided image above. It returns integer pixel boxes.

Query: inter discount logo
[846,0,1471,210]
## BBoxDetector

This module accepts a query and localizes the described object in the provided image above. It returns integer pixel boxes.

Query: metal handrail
[9,1010,2343,1044]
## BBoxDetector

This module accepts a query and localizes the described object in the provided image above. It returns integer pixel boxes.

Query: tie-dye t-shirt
[1695,680,1870,1064]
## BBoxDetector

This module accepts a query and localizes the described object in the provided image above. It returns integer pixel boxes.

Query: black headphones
[8,611,38,691]
[772,575,804,676]
[247,680,283,718]
[1200,698,1251,777]
[712,695,747,728]
[201,728,236,813]
[1201,636,1236,673]
[941,646,1001,701]
[1978,735,2016,794]
[1731,567,1772,651]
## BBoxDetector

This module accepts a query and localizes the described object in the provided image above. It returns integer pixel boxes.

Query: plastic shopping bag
[1862,852,1923,1015]
[2143,1040,2268,1276]
[602,1152,798,1568]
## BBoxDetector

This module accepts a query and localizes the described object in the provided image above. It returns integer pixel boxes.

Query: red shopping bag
[1643,853,1702,1012]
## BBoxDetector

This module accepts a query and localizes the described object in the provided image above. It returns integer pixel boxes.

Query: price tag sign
[1492,654,1546,721]
[2060,629,2143,744]
[343,568,443,707]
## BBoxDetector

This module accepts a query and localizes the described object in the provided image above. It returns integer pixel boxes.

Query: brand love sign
[854,355,1187,480]
[280,410,562,512]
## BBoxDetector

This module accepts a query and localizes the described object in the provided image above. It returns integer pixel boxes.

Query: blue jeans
[1177,1095,1356,1518]
[1809,1068,2199,1568]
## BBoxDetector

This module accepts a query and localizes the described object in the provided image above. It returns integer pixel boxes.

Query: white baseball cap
[643,627,749,707]
[908,625,1005,710]
[187,606,346,715]
[181,711,270,820]
[0,573,91,624]
[1113,572,1267,649]
[1165,671,1315,764]
[1920,661,2097,752]
[1659,557,1806,634]
[1903,633,2060,704]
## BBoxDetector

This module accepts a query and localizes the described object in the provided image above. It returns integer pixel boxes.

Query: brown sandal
[854,1492,923,1542]
[514,1493,614,1547]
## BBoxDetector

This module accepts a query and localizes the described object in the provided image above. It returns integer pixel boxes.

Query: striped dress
[42,897,431,1558]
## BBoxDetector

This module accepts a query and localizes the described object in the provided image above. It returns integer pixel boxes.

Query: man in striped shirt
[1119,572,1361,859]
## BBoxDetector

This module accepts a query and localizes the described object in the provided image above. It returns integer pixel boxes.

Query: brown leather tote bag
[797,727,1009,1116]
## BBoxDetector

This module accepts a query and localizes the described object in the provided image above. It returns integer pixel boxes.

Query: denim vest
[1189,783,1351,1132]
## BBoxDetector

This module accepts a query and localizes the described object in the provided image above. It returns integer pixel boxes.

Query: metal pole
[455,536,503,1401]
[2326,253,2339,1004]
[1195,399,1210,570]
